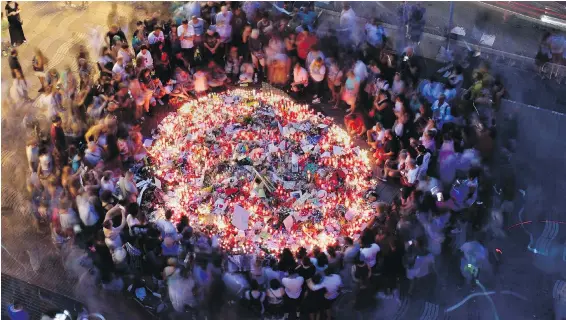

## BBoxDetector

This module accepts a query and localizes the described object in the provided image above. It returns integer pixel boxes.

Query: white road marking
[420,302,439,320]
[394,296,410,320]
[533,221,559,255]
[553,280,566,301]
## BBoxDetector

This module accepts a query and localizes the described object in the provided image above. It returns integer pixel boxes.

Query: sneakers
[378,176,387,182]
[312,96,321,104]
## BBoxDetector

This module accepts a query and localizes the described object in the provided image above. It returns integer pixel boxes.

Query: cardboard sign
[232,205,250,230]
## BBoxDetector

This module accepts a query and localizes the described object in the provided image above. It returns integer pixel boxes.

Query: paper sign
[317,124,328,129]
[352,147,361,156]
[283,215,294,231]
[301,144,314,153]
[283,181,296,190]
[268,144,279,153]
[232,205,250,230]
[279,140,286,151]
[143,139,153,148]
[290,190,302,199]
[214,198,226,213]
[291,153,299,173]
[333,146,344,156]
[293,192,312,207]
[154,178,162,189]
[321,152,331,158]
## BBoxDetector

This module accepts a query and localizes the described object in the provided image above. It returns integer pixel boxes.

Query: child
[344,112,366,137]
[366,122,385,150]
[239,62,254,84]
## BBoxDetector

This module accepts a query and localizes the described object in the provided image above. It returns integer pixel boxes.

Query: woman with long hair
[32,48,48,92]
[5,1,26,46]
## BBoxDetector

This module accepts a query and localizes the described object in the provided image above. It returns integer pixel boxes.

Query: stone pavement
[318,1,551,59]
[1,2,565,320]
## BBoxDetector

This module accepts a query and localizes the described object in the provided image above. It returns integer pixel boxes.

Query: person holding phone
[5,1,26,46]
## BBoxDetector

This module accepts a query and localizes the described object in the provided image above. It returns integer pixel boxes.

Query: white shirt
[136,50,153,68]
[365,23,382,47]
[177,24,195,49]
[432,100,450,119]
[26,144,38,166]
[360,243,380,268]
[188,18,205,35]
[309,274,343,300]
[117,49,132,65]
[112,62,125,78]
[340,8,356,29]
[155,218,177,237]
[58,208,79,230]
[100,178,116,194]
[353,60,368,82]
[215,11,233,27]
[148,31,165,45]
[76,194,98,226]
[282,276,304,299]
[293,67,309,86]
[418,153,432,179]
[216,11,233,42]
[405,166,420,184]
[39,153,52,174]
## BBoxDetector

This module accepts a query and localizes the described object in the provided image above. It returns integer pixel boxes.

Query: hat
[51,115,62,123]
[207,25,216,33]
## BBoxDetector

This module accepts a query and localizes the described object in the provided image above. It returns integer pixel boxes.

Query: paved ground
[315,3,566,113]
[1,2,565,319]
[320,1,557,57]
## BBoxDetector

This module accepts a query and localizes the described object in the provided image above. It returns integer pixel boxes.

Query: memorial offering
[148,88,376,255]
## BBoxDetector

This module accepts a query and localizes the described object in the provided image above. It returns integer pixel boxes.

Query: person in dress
[5,1,26,46]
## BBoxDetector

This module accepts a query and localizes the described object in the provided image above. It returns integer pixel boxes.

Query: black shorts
[284,295,301,312]
[322,297,337,310]
[334,84,341,92]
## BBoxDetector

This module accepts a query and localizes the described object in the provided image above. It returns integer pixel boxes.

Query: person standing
[308,57,326,104]
[5,1,26,47]
[8,48,23,80]
[177,19,195,67]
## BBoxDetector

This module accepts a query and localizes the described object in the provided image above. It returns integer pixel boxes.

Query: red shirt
[296,33,317,60]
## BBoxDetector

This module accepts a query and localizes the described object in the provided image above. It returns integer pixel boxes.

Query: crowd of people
[537,31,566,67]
[6,2,516,320]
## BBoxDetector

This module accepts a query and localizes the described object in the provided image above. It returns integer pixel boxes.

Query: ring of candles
[148,88,376,255]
